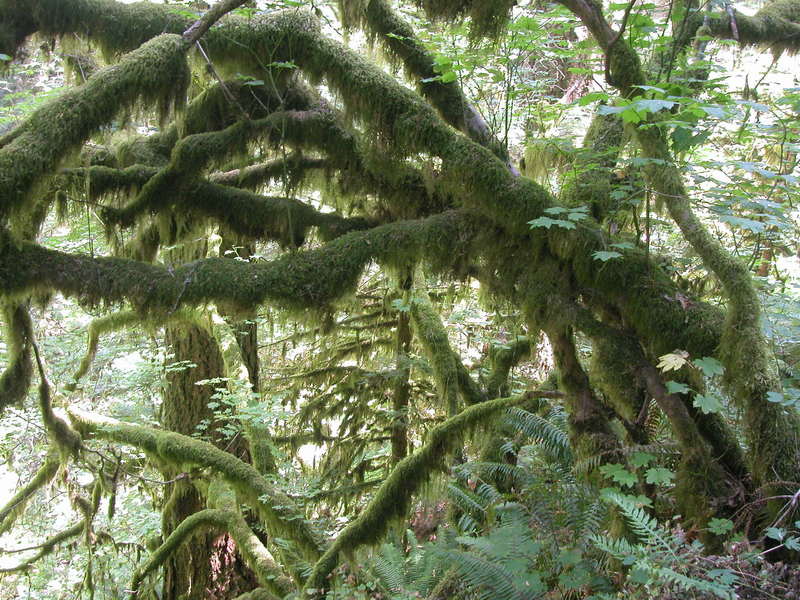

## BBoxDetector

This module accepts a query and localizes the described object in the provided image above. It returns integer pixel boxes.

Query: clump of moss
[0,445,59,534]
[415,0,516,39]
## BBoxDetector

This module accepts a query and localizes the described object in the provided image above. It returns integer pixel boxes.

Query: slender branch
[182,0,250,44]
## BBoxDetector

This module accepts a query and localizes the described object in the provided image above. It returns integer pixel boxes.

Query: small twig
[182,0,250,45]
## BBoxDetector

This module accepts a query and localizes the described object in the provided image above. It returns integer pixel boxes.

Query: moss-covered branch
[69,408,323,561]
[31,341,82,456]
[410,295,485,411]
[0,446,60,534]
[0,211,474,314]
[706,0,800,55]
[340,0,512,167]
[483,336,531,399]
[303,389,563,595]
[0,520,85,573]
[65,309,203,392]
[130,498,291,599]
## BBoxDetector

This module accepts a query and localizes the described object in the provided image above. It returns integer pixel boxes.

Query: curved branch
[65,309,204,392]
[0,301,33,413]
[0,33,190,222]
[706,0,800,55]
[68,408,323,561]
[342,0,514,169]
[130,507,291,598]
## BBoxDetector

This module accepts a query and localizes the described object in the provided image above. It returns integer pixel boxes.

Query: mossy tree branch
[0,33,190,222]
[68,408,323,561]
[303,389,564,595]
[0,211,474,314]
[705,0,800,56]
[0,446,60,534]
[339,0,514,169]
[561,0,800,485]
[0,301,33,413]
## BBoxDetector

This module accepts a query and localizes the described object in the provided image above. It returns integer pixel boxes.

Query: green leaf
[630,451,656,468]
[765,526,785,541]
[599,463,638,488]
[708,518,735,535]
[440,71,458,83]
[693,393,724,414]
[528,217,575,230]
[0,53,11,62]
[592,251,622,262]
[644,467,675,485]
[633,98,676,113]
[665,380,690,394]
[692,356,724,377]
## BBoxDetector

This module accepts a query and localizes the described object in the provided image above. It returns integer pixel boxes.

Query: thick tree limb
[0,211,474,313]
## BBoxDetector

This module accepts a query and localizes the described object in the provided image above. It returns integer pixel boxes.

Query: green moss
[410,295,462,415]
[341,0,509,162]
[415,0,516,39]
[1,211,476,315]
[134,480,292,598]
[0,33,190,222]
[66,309,202,392]
[483,336,531,399]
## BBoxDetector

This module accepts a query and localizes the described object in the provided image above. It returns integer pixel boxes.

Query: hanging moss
[303,391,559,595]
[0,33,190,222]
[635,124,800,486]
[0,445,59,534]
[409,295,461,416]
[65,309,202,392]
[131,497,291,600]
[339,0,510,164]
[0,301,33,412]
[1,0,194,58]
[31,342,82,457]
[69,408,323,561]
[484,336,530,399]
[414,0,516,39]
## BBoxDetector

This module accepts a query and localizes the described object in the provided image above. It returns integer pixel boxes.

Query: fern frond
[503,407,572,463]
